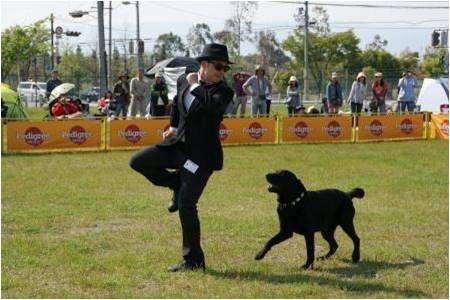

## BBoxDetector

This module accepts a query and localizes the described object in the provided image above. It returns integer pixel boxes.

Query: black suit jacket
[158,75,234,171]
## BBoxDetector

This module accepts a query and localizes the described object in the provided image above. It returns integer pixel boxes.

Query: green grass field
[1,140,448,298]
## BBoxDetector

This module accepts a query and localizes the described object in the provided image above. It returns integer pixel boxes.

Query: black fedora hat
[196,43,233,64]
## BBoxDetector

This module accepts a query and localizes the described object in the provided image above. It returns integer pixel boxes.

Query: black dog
[255,170,365,269]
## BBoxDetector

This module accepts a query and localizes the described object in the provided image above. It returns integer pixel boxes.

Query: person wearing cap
[285,76,302,116]
[242,65,272,116]
[347,72,367,114]
[397,70,417,113]
[112,73,130,118]
[149,73,169,116]
[371,72,388,113]
[46,70,63,100]
[129,43,234,272]
[326,72,343,114]
[128,68,149,118]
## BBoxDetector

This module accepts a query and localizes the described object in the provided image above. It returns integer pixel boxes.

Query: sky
[1,0,449,63]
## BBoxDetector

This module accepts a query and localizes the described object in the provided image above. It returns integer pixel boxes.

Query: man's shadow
[206,257,426,297]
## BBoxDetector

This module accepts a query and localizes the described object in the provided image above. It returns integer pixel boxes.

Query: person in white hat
[347,72,367,113]
[285,75,302,116]
[326,72,343,114]
[128,68,149,118]
[242,65,272,116]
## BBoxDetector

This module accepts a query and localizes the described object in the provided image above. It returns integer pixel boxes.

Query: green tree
[359,48,402,79]
[223,1,258,56]
[186,23,213,56]
[282,29,361,97]
[1,19,49,81]
[255,30,290,69]
[295,5,330,34]
[398,48,420,72]
[152,32,185,61]
[212,30,234,50]
[366,34,388,50]
[57,45,91,93]
[420,47,449,77]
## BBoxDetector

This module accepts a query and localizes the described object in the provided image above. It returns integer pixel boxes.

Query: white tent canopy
[417,77,449,112]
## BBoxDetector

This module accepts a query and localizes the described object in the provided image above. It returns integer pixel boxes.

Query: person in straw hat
[347,72,367,113]
[285,75,302,116]
[371,72,388,113]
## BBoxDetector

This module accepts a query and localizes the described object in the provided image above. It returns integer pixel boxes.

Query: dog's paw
[301,263,314,270]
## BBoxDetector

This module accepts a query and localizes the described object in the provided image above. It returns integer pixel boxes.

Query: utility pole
[136,1,143,69]
[50,13,54,70]
[97,1,107,95]
[303,1,309,102]
[109,1,113,88]
[237,1,241,57]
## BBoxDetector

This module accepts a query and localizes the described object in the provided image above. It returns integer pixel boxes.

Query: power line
[269,1,448,9]
[148,2,227,22]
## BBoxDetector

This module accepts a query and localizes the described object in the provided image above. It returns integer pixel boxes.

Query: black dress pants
[129,142,212,263]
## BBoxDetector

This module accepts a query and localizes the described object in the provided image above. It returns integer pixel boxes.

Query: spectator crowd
[44,64,419,120]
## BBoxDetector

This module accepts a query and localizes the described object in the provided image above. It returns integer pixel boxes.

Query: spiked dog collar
[279,192,305,209]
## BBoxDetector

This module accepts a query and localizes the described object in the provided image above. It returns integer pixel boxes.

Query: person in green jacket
[150,73,169,116]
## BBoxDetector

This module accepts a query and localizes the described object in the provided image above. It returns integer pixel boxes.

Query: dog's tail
[346,188,365,199]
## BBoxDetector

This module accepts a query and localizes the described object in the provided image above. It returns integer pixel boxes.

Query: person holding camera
[326,72,343,114]
[243,65,272,116]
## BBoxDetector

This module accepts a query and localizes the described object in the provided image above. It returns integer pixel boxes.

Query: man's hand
[186,73,199,86]
[162,127,177,140]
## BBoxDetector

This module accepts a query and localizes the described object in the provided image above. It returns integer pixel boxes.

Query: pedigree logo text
[322,121,343,138]
[243,122,267,140]
[366,119,386,136]
[289,121,312,138]
[119,124,147,143]
[17,127,50,146]
[62,126,93,145]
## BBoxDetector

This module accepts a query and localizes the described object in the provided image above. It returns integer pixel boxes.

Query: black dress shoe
[167,191,178,213]
[167,260,206,272]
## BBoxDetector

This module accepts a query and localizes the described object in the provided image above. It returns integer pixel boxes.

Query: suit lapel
[178,85,190,116]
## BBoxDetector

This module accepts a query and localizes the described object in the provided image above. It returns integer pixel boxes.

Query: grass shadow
[323,257,425,278]
[206,258,427,298]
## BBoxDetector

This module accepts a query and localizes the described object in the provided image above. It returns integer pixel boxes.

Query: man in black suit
[129,43,234,272]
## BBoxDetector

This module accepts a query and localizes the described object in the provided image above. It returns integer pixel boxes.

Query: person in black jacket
[112,73,130,118]
[150,73,169,116]
[46,70,63,100]
[129,43,234,272]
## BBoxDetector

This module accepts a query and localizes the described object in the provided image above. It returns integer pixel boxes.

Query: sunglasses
[209,61,231,72]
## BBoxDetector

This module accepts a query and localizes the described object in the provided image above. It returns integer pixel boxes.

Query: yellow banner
[109,118,171,148]
[430,114,449,139]
[7,119,102,151]
[220,117,276,144]
[358,114,424,140]
[281,116,352,142]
